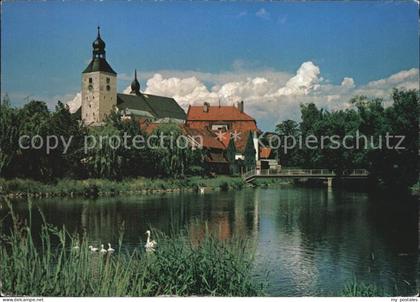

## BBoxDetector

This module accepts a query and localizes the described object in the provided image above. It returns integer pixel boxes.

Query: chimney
[238,100,244,112]
[203,102,210,113]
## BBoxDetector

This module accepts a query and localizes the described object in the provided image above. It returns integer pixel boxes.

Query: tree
[83,123,123,179]
[0,99,19,177]
[371,89,419,190]
[106,111,148,177]
[243,132,256,171]
[15,101,52,179]
[148,123,202,178]
[48,101,87,178]
[275,119,301,167]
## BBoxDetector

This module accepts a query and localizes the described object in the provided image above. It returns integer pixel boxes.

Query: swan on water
[100,244,107,253]
[199,187,205,194]
[107,243,115,253]
[89,245,98,252]
[145,230,157,252]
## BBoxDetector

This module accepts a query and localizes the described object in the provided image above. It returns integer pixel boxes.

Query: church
[76,27,186,125]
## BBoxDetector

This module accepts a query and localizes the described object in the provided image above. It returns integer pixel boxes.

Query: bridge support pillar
[327,177,333,188]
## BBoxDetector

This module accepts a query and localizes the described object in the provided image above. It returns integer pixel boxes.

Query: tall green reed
[0,200,265,296]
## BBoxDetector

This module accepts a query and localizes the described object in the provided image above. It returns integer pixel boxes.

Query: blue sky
[2,1,418,129]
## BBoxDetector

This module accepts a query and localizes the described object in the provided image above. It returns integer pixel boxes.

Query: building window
[211,124,228,131]
[89,78,92,83]
[106,85,110,91]
[106,78,110,84]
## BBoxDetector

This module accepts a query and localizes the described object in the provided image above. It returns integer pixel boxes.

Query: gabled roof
[117,93,186,120]
[186,105,255,121]
[82,58,117,75]
[143,94,186,120]
[182,126,226,150]
[117,94,154,113]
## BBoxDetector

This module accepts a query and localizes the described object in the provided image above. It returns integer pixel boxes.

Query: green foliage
[0,100,19,176]
[0,100,205,180]
[243,132,256,171]
[275,88,419,192]
[0,100,87,180]
[0,203,265,296]
[275,119,301,166]
[148,123,203,178]
[83,124,123,179]
[342,279,381,297]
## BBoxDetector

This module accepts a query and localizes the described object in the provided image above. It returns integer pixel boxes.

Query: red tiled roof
[187,105,255,121]
[181,126,226,150]
[215,130,254,153]
[260,147,272,159]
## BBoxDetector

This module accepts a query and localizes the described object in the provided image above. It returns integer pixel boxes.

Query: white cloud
[136,64,418,129]
[66,92,81,113]
[65,62,419,130]
[123,86,132,94]
[275,61,321,96]
[341,77,355,88]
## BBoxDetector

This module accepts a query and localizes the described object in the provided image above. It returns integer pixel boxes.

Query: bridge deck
[243,169,369,183]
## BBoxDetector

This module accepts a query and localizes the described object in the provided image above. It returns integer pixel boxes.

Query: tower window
[106,78,110,84]
[106,85,110,91]
[89,78,93,83]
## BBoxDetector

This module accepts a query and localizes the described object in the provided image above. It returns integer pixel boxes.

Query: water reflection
[0,186,418,296]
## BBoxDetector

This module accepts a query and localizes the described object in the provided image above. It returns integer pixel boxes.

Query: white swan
[72,244,80,250]
[144,230,157,252]
[199,187,205,194]
[100,244,107,253]
[107,243,115,253]
[89,245,98,252]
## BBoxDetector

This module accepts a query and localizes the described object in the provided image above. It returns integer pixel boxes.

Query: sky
[2,1,419,130]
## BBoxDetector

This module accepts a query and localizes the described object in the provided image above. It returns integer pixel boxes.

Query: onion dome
[92,26,105,57]
[130,69,141,95]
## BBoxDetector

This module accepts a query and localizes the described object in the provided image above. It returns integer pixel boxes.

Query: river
[1,185,418,296]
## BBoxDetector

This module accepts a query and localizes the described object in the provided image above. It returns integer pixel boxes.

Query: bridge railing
[242,168,369,180]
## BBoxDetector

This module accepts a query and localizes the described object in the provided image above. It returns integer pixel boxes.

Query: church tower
[81,27,117,125]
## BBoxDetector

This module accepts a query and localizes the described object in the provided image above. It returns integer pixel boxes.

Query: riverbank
[0,176,245,199]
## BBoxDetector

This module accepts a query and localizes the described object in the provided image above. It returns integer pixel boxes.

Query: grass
[0,176,245,198]
[342,279,381,297]
[0,201,265,296]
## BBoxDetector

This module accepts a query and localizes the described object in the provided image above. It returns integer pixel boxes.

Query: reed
[0,201,265,297]
[342,278,381,297]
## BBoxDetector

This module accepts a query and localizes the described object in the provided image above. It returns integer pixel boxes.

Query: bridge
[242,168,369,184]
